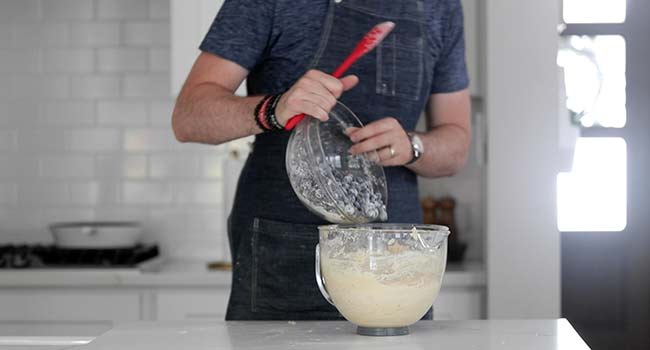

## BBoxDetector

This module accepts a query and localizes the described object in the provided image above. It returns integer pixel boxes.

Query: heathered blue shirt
[200,0,469,96]
[199,0,469,224]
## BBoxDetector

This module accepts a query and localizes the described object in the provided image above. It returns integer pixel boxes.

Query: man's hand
[275,70,358,125]
[347,117,413,167]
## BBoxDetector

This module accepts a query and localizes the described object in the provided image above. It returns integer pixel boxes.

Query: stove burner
[0,245,159,269]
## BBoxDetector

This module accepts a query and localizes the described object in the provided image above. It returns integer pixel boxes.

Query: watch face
[412,134,423,152]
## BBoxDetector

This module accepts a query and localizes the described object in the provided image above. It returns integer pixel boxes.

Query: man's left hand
[347,117,412,167]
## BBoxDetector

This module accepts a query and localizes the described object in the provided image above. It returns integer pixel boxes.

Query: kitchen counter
[0,260,486,288]
[0,319,590,350]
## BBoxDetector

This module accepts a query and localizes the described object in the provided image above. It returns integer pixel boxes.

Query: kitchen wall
[0,0,485,264]
[0,0,230,260]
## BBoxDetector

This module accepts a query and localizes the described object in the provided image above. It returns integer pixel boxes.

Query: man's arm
[347,88,471,178]
[172,52,358,145]
[406,88,472,178]
[172,52,264,145]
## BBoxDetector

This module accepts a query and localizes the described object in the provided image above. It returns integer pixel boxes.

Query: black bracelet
[266,93,284,131]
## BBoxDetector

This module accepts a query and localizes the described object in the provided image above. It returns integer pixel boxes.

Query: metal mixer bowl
[316,224,450,336]
[285,102,388,224]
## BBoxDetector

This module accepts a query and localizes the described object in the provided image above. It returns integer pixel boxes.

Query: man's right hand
[275,70,359,126]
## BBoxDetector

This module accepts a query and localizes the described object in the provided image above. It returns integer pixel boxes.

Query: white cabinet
[434,287,485,320]
[171,0,223,96]
[171,0,247,97]
[461,0,482,97]
[0,290,140,322]
[156,288,230,321]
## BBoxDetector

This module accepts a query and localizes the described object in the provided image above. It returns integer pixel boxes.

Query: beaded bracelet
[253,93,285,132]
[253,95,274,131]
[266,93,284,131]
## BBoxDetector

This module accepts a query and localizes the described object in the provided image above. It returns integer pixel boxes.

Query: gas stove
[0,244,159,269]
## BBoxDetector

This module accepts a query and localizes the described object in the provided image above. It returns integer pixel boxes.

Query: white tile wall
[43,49,95,73]
[97,48,149,73]
[42,0,94,20]
[13,22,69,47]
[0,0,227,260]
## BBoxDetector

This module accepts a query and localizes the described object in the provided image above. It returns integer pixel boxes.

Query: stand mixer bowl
[316,224,450,336]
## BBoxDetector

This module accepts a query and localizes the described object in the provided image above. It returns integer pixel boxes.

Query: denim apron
[225,0,433,320]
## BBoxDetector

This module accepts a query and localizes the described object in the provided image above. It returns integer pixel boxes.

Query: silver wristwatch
[406,132,423,165]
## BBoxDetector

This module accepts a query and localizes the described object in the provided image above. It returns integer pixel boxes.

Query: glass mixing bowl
[285,102,388,224]
[316,224,450,336]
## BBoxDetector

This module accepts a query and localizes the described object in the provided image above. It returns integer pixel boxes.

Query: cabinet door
[461,0,481,96]
[171,0,223,96]
[171,0,247,97]
[0,290,140,322]
[433,288,485,320]
[156,288,230,321]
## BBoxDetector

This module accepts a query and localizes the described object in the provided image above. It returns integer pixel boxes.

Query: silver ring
[389,145,396,158]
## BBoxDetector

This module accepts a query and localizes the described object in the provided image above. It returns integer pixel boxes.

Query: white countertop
[0,260,485,288]
[0,320,590,350]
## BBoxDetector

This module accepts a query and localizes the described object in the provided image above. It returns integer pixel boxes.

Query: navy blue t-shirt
[200,0,469,96]
[199,0,469,224]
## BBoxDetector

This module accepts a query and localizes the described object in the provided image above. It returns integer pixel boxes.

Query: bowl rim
[318,223,451,234]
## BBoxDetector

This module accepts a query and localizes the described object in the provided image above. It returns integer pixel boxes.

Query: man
[172,0,471,320]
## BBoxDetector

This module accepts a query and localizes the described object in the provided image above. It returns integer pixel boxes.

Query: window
[557,0,627,232]
[563,0,626,24]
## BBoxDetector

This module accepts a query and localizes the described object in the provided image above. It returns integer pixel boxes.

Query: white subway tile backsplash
[39,208,95,226]
[0,209,42,231]
[0,80,8,98]
[149,100,174,125]
[43,49,94,73]
[40,101,95,125]
[123,74,170,98]
[97,0,149,20]
[94,206,148,221]
[0,49,41,73]
[123,128,175,151]
[41,0,94,20]
[95,155,147,178]
[17,129,65,152]
[0,155,39,179]
[18,182,69,205]
[97,48,148,72]
[0,1,40,19]
[70,76,120,98]
[0,0,233,260]
[98,101,148,125]
[69,23,120,47]
[150,154,201,178]
[123,22,169,46]
[65,129,121,152]
[11,75,69,99]
[69,182,119,205]
[39,155,94,178]
[122,181,173,204]
[12,22,68,47]
[202,155,224,179]
[0,24,11,47]
[2,101,40,126]
[173,182,222,205]
[149,0,170,19]
[0,183,17,204]
[0,130,16,150]
[149,48,170,71]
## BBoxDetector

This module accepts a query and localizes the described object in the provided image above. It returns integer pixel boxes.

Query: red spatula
[283,21,396,131]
